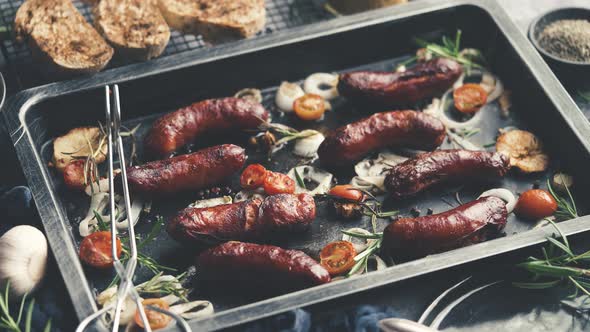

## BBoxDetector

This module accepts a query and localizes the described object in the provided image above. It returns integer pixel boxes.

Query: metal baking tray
[0,0,329,90]
[4,0,590,330]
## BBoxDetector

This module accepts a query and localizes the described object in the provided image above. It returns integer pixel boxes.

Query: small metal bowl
[528,7,590,67]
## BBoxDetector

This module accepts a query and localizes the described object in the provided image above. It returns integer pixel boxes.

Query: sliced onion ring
[424,95,485,130]
[287,166,333,196]
[276,82,304,112]
[293,132,325,158]
[478,188,516,214]
[235,88,262,103]
[304,73,339,100]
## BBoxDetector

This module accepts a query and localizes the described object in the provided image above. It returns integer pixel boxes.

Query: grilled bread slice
[15,0,114,75]
[158,0,266,42]
[93,0,171,60]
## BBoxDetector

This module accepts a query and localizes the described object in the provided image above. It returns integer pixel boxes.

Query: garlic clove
[0,226,48,297]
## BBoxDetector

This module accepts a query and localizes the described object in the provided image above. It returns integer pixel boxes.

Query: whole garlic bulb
[0,226,48,297]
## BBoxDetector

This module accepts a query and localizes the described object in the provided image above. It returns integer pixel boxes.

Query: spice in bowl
[538,19,590,63]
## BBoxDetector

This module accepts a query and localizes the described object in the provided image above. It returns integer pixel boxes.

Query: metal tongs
[76,85,191,332]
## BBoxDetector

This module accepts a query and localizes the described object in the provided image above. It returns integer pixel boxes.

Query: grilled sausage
[167,193,316,244]
[385,150,510,198]
[317,110,446,167]
[144,97,269,158]
[382,196,507,260]
[126,144,245,196]
[338,58,463,107]
[197,241,331,292]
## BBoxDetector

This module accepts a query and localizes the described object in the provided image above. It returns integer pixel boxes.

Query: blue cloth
[0,185,74,332]
[242,305,398,332]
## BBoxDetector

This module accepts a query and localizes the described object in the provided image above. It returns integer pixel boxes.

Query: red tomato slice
[515,189,558,220]
[293,94,326,121]
[329,185,365,202]
[263,171,295,195]
[135,298,172,330]
[320,241,357,276]
[240,164,268,189]
[453,83,488,114]
[79,231,122,269]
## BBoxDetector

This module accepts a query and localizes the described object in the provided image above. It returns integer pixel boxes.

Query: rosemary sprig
[95,215,176,287]
[259,122,319,146]
[513,180,583,295]
[342,229,384,277]
[324,188,397,276]
[119,217,177,275]
[513,221,590,297]
[547,177,578,221]
[414,30,485,69]
[136,272,189,302]
[0,283,51,332]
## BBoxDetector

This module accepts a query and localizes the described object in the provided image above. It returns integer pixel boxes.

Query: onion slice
[190,196,232,209]
[276,82,304,112]
[293,132,325,158]
[304,73,339,100]
[234,188,266,202]
[287,166,333,196]
[350,152,407,193]
[424,95,485,130]
[478,188,516,214]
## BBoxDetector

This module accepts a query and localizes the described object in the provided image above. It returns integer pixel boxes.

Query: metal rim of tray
[3,0,590,330]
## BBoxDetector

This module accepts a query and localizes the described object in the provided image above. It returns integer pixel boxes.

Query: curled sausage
[197,241,331,292]
[126,144,246,196]
[144,97,269,158]
[385,150,510,198]
[167,193,316,244]
[338,58,463,107]
[382,196,508,260]
[317,110,446,167]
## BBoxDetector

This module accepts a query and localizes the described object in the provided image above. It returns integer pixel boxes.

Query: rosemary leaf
[294,168,306,190]
[341,230,383,239]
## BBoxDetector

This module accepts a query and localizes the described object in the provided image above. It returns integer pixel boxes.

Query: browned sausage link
[167,193,316,244]
[385,150,511,198]
[317,110,446,167]
[144,97,269,158]
[197,241,331,291]
[338,58,463,107]
[126,144,246,196]
[382,196,507,260]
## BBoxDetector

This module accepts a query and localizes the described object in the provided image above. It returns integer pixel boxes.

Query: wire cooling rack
[0,0,330,90]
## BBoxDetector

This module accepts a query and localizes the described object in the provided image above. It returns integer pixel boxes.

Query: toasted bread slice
[93,0,171,60]
[15,0,113,75]
[158,0,266,42]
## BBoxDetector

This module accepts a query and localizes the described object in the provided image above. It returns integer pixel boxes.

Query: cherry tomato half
[515,189,558,220]
[79,231,122,269]
[320,241,357,276]
[240,164,268,189]
[329,185,365,202]
[453,83,488,114]
[293,94,326,121]
[263,171,296,195]
[134,298,172,330]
